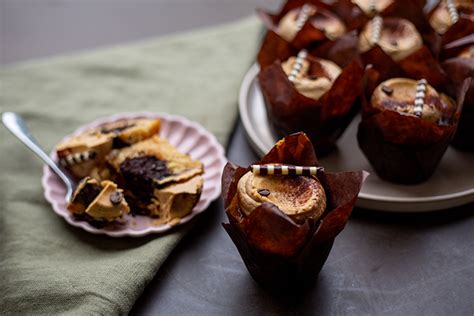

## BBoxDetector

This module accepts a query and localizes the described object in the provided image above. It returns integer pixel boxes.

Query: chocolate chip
[381,85,393,95]
[258,189,270,197]
[110,191,123,205]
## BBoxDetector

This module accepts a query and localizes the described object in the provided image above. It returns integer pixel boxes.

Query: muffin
[429,0,473,35]
[237,165,327,224]
[358,16,423,61]
[222,133,367,292]
[277,4,346,42]
[358,15,449,89]
[281,51,342,101]
[68,177,130,225]
[442,42,474,150]
[357,76,465,183]
[56,118,160,178]
[59,117,205,226]
[257,1,347,50]
[259,49,363,155]
[107,135,204,223]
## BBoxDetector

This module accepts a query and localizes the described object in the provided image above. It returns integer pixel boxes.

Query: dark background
[1,1,473,314]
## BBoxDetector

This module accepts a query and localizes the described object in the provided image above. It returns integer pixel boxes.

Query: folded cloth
[0,16,261,314]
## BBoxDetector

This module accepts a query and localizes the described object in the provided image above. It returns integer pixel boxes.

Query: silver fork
[2,112,75,202]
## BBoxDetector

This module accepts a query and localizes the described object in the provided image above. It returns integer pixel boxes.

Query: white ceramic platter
[239,64,474,212]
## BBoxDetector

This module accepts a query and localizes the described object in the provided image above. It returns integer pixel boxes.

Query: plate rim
[238,63,474,212]
[42,111,227,237]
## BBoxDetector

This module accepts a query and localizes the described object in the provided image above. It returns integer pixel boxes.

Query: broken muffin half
[107,135,204,224]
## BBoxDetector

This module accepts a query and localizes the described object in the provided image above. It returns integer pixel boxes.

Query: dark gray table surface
[2,1,473,315]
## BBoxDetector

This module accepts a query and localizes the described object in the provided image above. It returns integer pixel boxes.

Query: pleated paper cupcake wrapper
[357,66,470,184]
[258,53,363,156]
[222,133,367,292]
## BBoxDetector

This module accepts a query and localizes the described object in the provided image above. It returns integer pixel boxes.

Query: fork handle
[2,112,74,201]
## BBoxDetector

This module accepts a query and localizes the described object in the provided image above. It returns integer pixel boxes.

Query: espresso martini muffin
[358,77,459,183]
[259,48,363,155]
[222,133,367,292]
[370,78,455,123]
[429,0,474,34]
[277,4,346,42]
[280,51,342,101]
[443,43,474,150]
[358,16,423,61]
[237,165,326,224]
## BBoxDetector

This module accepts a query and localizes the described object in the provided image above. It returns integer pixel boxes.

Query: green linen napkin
[0,16,261,314]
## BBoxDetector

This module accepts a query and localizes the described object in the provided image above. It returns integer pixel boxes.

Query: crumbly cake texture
[62,119,204,224]
[56,118,160,179]
[107,135,203,187]
[107,135,204,219]
[68,177,130,223]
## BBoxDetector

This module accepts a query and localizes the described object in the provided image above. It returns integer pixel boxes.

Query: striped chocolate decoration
[370,16,383,46]
[59,150,97,167]
[446,0,459,24]
[295,4,313,33]
[414,79,427,117]
[251,164,324,176]
[288,50,308,82]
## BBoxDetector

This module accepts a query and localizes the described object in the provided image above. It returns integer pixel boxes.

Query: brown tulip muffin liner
[357,66,470,184]
[258,42,364,155]
[442,47,474,150]
[426,2,474,54]
[257,26,361,70]
[222,133,367,292]
[331,0,428,35]
[360,45,450,90]
[257,0,349,50]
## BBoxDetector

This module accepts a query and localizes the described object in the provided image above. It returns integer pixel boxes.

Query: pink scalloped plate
[42,112,227,237]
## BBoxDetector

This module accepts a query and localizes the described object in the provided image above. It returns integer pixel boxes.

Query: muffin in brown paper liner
[357,16,450,89]
[441,36,474,150]
[426,0,474,45]
[257,0,348,50]
[331,0,427,33]
[357,66,470,184]
[258,45,364,156]
[257,24,360,70]
[222,133,367,292]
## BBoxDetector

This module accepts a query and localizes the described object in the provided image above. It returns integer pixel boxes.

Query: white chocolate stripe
[288,50,308,82]
[295,166,303,175]
[59,150,97,167]
[251,164,324,176]
[295,4,313,32]
[446,0,459,24]
[370,16,383,46]
[414,79,427,117]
